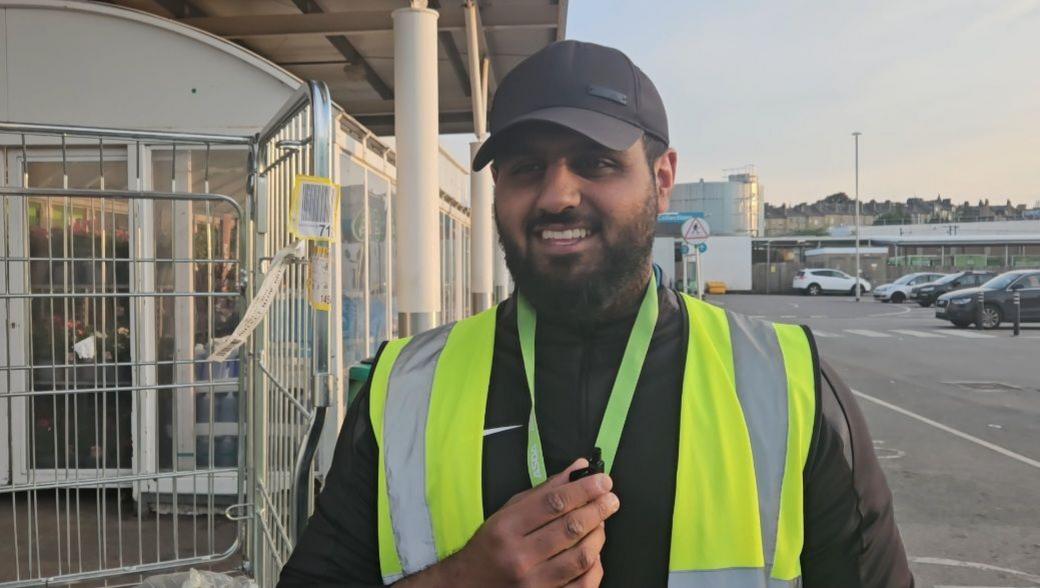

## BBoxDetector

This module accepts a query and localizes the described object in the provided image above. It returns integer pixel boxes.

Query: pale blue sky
[443,0,1040,206]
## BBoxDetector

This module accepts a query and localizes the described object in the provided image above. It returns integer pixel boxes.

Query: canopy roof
[102,0,569,135]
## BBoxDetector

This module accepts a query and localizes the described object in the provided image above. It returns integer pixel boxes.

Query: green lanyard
[517,273,659,486]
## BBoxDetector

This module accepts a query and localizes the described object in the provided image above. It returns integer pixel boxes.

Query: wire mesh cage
[0,123,252,587]
[0,81,336,588]
[246,81,334,588]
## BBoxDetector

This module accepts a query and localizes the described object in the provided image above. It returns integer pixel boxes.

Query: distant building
[764,204,790,236]
[669,168,763,236]
[764,194,1030,236]
[764,193,874,236]
[954,199,1027,222]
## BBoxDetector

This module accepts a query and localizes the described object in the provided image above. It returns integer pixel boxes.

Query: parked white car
[872,272,948,303]
[793,268,871,296]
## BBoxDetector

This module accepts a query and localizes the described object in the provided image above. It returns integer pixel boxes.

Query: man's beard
[496,188,658,324]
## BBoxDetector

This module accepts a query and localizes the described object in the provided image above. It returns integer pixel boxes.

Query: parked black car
[912,270,997,307]
[935,270,1040,328]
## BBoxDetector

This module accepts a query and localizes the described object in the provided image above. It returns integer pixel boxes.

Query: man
[280,40,914,587]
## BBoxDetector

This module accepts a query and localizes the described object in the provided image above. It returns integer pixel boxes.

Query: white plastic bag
[139,569,257,588]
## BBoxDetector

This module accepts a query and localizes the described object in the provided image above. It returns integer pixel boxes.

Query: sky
[442,0,1040,207]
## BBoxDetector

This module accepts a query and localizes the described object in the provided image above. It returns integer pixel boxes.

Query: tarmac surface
[711,293,1040,588]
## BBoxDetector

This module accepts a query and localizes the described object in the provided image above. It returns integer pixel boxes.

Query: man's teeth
[540,228,589,240]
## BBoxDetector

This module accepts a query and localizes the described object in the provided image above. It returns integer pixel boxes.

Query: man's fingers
[523,491,618,561]
[530,524,606,587]
[545,459,590,489]
[563,558,604,588]
[503,459,587,508]
[509,471,613,535]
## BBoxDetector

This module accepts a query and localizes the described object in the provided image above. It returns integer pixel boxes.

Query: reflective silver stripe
[668,568,800,588]
[726,311,789,569]
[382,322,455,575]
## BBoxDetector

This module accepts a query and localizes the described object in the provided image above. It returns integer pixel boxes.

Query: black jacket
[279,287,914,587]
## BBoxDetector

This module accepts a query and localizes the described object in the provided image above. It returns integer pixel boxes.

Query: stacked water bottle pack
[194,342,241,468]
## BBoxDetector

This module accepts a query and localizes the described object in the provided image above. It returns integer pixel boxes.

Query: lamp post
[852,131,862,302]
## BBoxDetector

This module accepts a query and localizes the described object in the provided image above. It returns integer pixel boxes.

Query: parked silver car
[872,272,948,303]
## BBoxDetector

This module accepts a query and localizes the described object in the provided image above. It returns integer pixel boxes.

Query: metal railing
[0,123,252,587]
[247,80,335,588]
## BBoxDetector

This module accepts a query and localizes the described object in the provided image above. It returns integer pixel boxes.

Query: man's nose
[535,161,582,214]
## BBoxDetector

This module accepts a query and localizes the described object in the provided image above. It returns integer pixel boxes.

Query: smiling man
[491,122,667,326]
[279,40,914,588]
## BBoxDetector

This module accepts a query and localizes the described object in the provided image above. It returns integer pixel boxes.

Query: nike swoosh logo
[483,424,524,437]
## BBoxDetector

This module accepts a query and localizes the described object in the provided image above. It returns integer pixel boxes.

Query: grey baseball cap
[471,40,669,171]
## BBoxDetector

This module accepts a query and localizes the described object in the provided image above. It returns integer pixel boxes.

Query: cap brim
[471,106,644,171]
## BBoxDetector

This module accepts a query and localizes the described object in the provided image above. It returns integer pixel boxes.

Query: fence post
[248,80,336,585]
[1013,291,1021,336]
[765,241,771,295]
[975,291,985,330]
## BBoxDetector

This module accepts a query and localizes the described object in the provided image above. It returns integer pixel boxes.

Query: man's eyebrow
[581,145,625,158]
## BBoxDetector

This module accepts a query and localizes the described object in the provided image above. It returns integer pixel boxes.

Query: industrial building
[667,167,764,236]
[751,232,1040,293]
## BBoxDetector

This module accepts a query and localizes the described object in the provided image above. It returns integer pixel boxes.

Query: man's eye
[577,157,618,172]
[509,162,543,174]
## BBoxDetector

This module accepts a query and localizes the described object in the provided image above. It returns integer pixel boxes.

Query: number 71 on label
[289,175,341,241]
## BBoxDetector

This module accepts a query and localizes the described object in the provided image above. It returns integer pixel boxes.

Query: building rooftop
[871,234,1040,245]
[805,247,889,256]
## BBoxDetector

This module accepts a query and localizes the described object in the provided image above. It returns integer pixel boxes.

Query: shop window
[23,157,133,470]
[340,155,367,365]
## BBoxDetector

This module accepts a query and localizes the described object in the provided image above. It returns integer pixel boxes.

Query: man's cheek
[513,226,529,253]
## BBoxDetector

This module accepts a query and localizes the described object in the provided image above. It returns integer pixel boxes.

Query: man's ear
[654,149,678,214]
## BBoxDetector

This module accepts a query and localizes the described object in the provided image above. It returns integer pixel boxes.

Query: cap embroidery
[586,85,629,106]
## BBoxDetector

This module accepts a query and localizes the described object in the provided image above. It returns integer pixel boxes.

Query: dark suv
[935,270,1040,328]
[912,270,997,307]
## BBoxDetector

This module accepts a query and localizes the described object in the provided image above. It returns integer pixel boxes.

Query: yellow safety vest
[369,293,817,587]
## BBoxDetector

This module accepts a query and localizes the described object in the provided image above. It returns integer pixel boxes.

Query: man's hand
[398,459,619,588]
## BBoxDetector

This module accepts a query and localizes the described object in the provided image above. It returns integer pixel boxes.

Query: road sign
[681,217,710,245]
[680,243,690,256]
[697,242,708,254]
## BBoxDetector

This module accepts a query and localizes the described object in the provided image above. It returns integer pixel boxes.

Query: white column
[853,131,862,302]
[465,0,494,313]
[470,142,493,311]
[464,1,486,130]
[172,150,195,471]
[393,2,440,335]
[131,144,159,491]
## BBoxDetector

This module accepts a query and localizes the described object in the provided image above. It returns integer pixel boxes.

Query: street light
[852,131,862,302]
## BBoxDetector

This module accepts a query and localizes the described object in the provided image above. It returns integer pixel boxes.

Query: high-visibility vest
[369,293,817,587]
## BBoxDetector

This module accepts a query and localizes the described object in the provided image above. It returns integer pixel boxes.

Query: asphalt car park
[708,293,1040,587]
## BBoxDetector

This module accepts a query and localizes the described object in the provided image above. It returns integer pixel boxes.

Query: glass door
[6,146,133,484]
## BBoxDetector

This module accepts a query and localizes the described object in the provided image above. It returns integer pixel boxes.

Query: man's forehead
[495,123,631,160]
